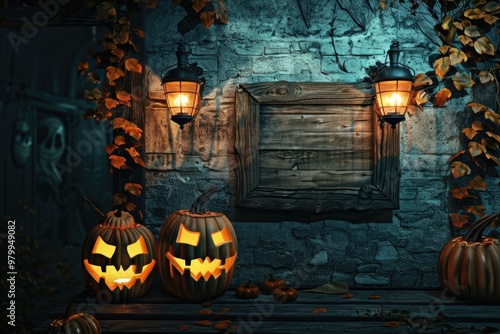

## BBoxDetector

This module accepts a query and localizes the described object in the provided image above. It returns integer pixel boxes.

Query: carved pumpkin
[82,208,156,303]
[47,298,101,334]
[157,188,237,302]
[261,273,285,294]
[438,212,500,302]
[235,280,260,299]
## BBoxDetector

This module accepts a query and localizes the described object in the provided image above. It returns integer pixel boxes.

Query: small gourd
[273,283,298,303]
[235,280,260,299]
[261,273,285,294]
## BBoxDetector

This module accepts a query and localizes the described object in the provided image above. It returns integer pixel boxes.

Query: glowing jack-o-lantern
[82,209,156,303]
[157,188,237,301]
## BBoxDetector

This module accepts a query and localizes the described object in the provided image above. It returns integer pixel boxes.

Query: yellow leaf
[449,213,470,228]
[479,70,494,84]
[441,16,453,30]
[485,111,500,125]
[483,14,499,25]
[109,155,127,169]
[468,175,486,191]
[125,58,142,73]
[474,36,495,55]
[105,98,119,110]
[449,47,468,65]
[486,131,500,142]
[453,21,464,30]
[485,152,500,166]
[415,90,429,107]
[464,8,485,20]
[451,161,471,178]
[458,34,473,45]
[201,11,215,29]
[462,127,477,140]
[433,57,451,79]
[434,88,452,107]
[464,25,481,37]
[467,102,487,113]
[77,62,89,75]
[114,135,127,146]
[438,45,451,54]
[124,183,142,197]
[453,72,475,90]
[379,1,386,10]
[468,141,487,157]
[106,66,125,83]
[414,73,433,87]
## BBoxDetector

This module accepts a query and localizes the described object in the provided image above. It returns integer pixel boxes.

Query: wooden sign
[234,81,400,213]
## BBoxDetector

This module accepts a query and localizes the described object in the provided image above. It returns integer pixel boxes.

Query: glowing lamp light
[374,41,414,128]
[161,44,204,129]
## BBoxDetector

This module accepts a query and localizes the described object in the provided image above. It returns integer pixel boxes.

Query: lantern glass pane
[375,80,413,116]
[163,80,201,117]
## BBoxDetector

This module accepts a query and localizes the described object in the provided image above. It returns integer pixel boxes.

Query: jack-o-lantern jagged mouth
[83,260,156,291]
[166,252,237,282]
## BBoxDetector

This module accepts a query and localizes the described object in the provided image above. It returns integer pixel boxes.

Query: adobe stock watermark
[7,0,71,54]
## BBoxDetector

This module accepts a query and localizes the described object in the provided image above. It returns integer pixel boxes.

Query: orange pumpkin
[47,298,101,334]
[438,212,500,302]
[157,188,237,302]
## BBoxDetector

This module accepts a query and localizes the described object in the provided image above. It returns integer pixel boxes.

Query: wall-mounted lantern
[373,41,414,128]
[161,44,204,129]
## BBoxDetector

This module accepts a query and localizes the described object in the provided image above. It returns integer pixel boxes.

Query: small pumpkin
[273,283,298,303]
[47,298,101,334]
[82,206,156,303]
[157,188,238,302]
[438,212,500,302]
[261,273,285,294]
[235,280,260,299]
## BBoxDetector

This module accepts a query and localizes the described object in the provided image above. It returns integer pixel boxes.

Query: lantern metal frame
[161,44,204,129]
[373,41,414,128]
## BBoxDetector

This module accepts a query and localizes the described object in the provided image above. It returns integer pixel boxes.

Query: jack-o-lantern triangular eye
[92,236,116,258]
[176,224,200,246]
[211,226,233,246]
[127,236,149,258]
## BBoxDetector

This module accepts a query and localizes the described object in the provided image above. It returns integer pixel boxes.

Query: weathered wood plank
[259,169,373,189]
[259,150,373,171]
[260,103,373,115]
[259,132,373,151]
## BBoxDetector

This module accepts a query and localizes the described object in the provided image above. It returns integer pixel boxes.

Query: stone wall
[141,1,496,288]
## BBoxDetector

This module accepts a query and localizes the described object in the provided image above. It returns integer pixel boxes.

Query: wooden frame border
[234,81,400,213]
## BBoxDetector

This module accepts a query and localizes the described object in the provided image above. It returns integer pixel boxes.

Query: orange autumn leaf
[468,142,487,157]
[192,0,207,13]
[414,73,433,87]
[415,90,429,108]
[111,48,125,59]
[105,144,118,155]
[449,213,470,228]
[468,175,486,191]
[449,150,465,162]
[471,121,484,131]
[113,117,131,129]
[125,202,136,212]
[451,161,471,178]
[486,131,500,142]
[105,98,120,110]
[434,88,452,107]
[125,147,139,157]
[342,293,354,298]
[178,325,190,331]
[133,156,146,168]
[485,111,500,125]
[217,307,230,315]
[450,187,470,200]
[109,155,127,169]
[125,183,142,197]
[116,91,131,101]
[114,135,126,146]
[198,308,213,315]
[201,11,215,29]
[77,61,89,75]
[214,0,228,24]
[466,205,485,216]
[383,321,401,328]
[194,320,213,326]
[486,153,500,166]
[434,57,450,79]
[368,295,381,299]
[438,45,451,54]
[106,66,125,81]
[458,34,473,45]
[462,127,477,140]
[125,125,143,140]
[214,320,231,330]
[312,307,327,313]
[134,27,145,38]
[125,58,143,73]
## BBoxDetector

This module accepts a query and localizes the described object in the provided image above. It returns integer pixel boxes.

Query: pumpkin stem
[245,280,253,288]
[81,196,105,218]
[190,187,220,214]
[115,207,123,218]
[463,212,500,242]
[269,273,276,281]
